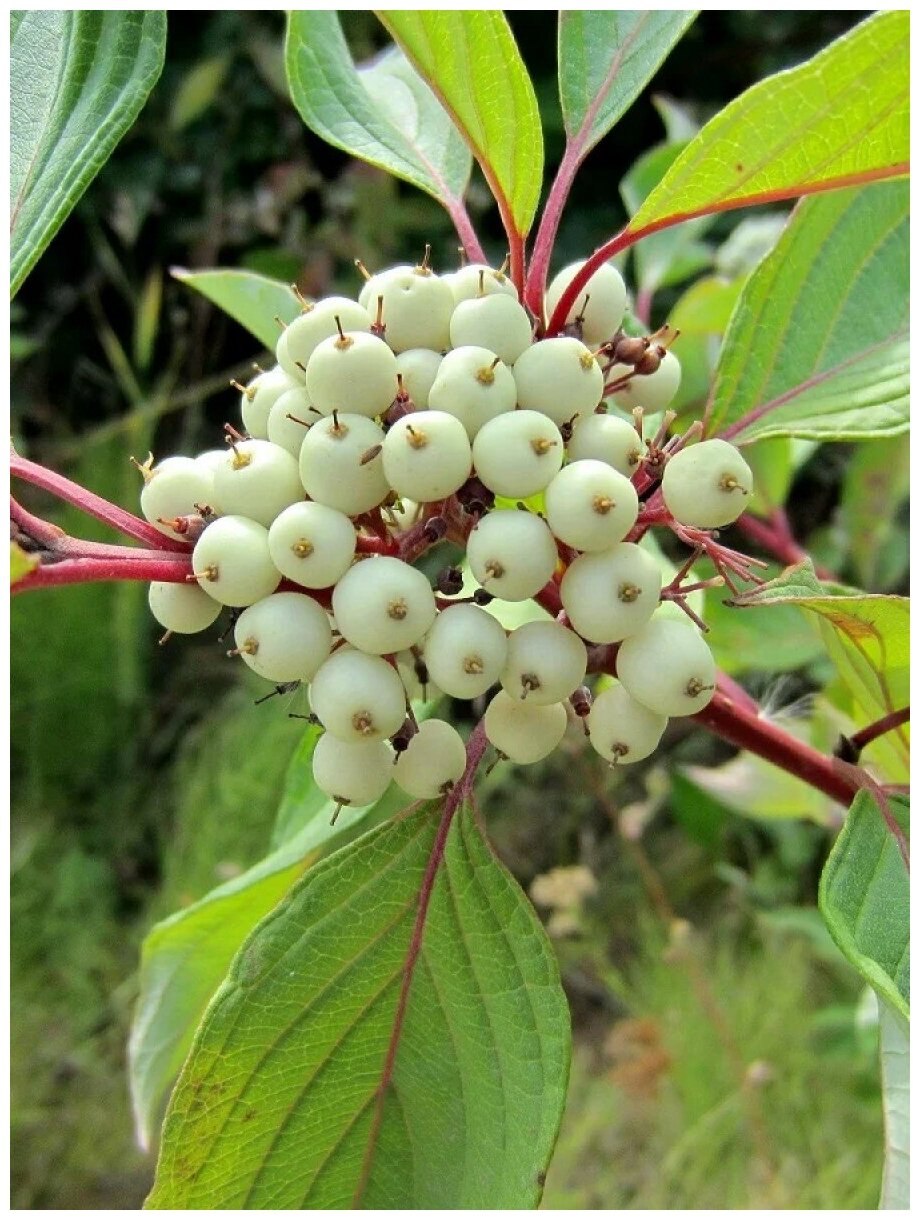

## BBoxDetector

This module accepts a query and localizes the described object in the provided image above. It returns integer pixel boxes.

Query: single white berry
[382,410,472,503]
[277,298,371,380]
[309,648,408,743]
[233,591,333,682]
[560,542,661,643]
[361,265,455,353]
[240,366,300,438]
[449,293,533,365]
[472,411,564,499]
[512,337,604,426]
[484,691,568,764]
[587,682,668,763]
[212,438,304,527]
[614,350,682,413]
[445,263,518,304]
[662,439,754,528]
[140,457,216,541]
[312,733,393,807]
[266,387,314,457]
[616,617,717,716]
[299,413,389,516]
[148,581,221,634]
[466,510,558,601]
[332,556,436,654]
[394,719,467,798]
[306,330,398,419]
[192,516,280,606]
[427,345,517,438]
[545,260,627,344]
[394,348,444,409]
[544,460,639,552]
[500,621,587,705]
[566,412,643,477]
[423,603,508,699]
[268,501,356,588]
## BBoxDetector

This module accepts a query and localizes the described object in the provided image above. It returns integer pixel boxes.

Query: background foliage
[11,9,903,1209]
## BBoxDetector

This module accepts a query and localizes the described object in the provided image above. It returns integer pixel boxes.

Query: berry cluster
[138,254,754,814]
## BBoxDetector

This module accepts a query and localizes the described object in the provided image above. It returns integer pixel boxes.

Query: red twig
[12,552,193,593]
[353,720,489,1205]
[11,448,189,552]
[735,509,834,580]
[838,706,911,760]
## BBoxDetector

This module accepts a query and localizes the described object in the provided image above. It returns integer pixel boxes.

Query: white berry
[268,501,356,588]
[501,621,587,705]
[545,260,627,344]
[140,457,215,541]
[472,411,564,499]
[332,556,436,654]
[277,298,371,380]
[560,542,661,643]
[266,387,313,457]
[449,293,533,365]
[363,266,455,353]
[299,413,389,516]
[512,337,603,426]
[148,581,221,634]
[306,330,398,419]
[382,410,472,503]
[544,460,639,552]
[616,617,717,716]
[484,692,568,764]
[662,439,753,528]
[212,439,304,527]
[615,350,682,413]
[587,682,668,763]
[309,648,408,743]
[312,733,393,807]
[192,516,280,606]
[394,348,444,409]
[240,366,299,438]
[394,719,467,798]
[467,510,558,601]
[233,591,333,683]
[423,603,508,699]
[427,346,517,438]
[566,412,643,477]
[445,264,518,304]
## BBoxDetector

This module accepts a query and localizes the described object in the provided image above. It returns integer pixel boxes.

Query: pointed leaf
[819,791,909,1019]
[558,11,697,155]
[377,11,543,236]
[627,11,908,235]
[878,999,909,1209]
[731,562,909,774]
[147,802,570,1208]
[710,181,908,442]
[10,10,166,295]
[129,731,408,1152]
[10,541,39,586]
[284,13,471,212]
[171,267,300,350]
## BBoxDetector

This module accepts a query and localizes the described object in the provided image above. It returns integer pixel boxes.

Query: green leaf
[147,802,570,1208]
[168,55,229,132]
[284,13,471,213]
[621,142,714,295]
[709,181,908,443]
[819,791,909,1019]
[558,12,697,154]
[627,10,908,234]
[10,541,38,586]
[129,733,409,1152]
[10,10,166,296]
[839,437,910,592]
[171,267,300,350]
[703,587,824,676]
[878,999,909,1209]
[731,562,909,774]
[377,11,543,236]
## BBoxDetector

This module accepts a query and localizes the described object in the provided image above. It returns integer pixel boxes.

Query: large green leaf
[709,182,908,442]
[558,11,696,155]
[627,10,908,233]
[838,437,911,592]
[147,802,570,1208]
[377,11,543,237]
[171,267,300,351]
[10,10,166,295]
[732,563,909,775]
[878,1000,909,1209]
[284,13,471,212]
[819,791,909,1020]
[129,734,408,1152]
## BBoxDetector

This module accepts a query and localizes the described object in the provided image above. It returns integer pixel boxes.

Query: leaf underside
[709,181,908,443]
[627,9,908,233]
[10,10,166,295]
[147,803,570,1209]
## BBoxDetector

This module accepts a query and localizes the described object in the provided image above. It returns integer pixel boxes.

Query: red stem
[735,510,834,580]
[848,707,910,755]
[11,449,189,553]
[12,552,193,593]
[691,689,860,806]
[524,141,582,316]
[353,720,489,1205]
[445,197,488,265]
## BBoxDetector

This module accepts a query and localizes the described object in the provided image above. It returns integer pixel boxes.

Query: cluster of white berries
[138,252,754,814]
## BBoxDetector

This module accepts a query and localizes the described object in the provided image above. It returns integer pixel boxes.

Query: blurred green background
[11,10,902,1209]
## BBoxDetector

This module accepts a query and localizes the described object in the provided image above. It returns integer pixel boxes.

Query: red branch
[353,720,490,1206]
[735,509,834,579]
